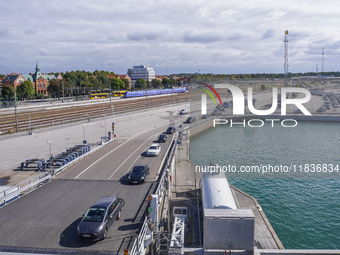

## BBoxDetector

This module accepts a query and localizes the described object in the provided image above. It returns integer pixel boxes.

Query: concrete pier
[169,122,283,251]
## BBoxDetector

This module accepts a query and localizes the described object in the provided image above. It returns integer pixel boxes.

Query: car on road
[128,165,150,184]
[317,107,326,112]
[158,134,168,143]
[147,143,161,156]
[223,102,231,108]
[201,113,211,119]
[77,196,123,241]
[185,116,196,123]
[179,109,189,115]
[166,126,176,134]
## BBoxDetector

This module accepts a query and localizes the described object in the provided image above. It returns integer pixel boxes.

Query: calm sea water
[189,122,340,249]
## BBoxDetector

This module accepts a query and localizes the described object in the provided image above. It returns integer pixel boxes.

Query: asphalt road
[0,108,180,254]
[0,179,154,253]
[57,129,174,182]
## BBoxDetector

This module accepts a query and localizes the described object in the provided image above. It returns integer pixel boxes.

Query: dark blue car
[77,196,123,241]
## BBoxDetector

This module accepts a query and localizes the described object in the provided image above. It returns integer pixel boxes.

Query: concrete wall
[189,119,213,137]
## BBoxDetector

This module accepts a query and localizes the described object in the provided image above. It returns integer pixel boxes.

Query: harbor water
[189,121,340,249]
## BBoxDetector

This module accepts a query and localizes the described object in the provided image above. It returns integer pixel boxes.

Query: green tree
[47,79,62,97]
[122,78,130,90]
[151,79,162,89]
[110,78,125,90]
[96,74,108,85]
[146,80,152,89]
[1,85,14,100]
[34,93,45,99]
[162,78,171,88]
[135,78,146,90]
[16,81,35,99]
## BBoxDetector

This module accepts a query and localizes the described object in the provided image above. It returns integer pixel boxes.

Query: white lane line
[154,134,175,181]
[75,129,152,179]
[107,133,159,180]
[123,133,160,176]
[74,119,181,179]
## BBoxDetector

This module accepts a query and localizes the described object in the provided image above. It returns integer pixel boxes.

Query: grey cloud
[262,29,274,39]
[182,31,223,43]
[0,28,10,37]
[226,33,249,42]
[39,48,50,56]
[127,32,161,41]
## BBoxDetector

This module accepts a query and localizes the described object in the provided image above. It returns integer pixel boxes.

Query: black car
[185,116,196,123]
[128,165,150,184]
[158,134,168,143]
[77,196,123,241]
[166,126,176,134]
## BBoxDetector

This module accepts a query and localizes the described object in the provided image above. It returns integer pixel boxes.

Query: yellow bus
[90,93,109,99]
[112,91,127,97]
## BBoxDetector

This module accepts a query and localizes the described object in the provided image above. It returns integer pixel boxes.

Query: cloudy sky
[1,0,339,75]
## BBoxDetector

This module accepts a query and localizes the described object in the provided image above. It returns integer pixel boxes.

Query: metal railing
[0,172,52,207]
[130,136,178,255]
[130,217,153,255]
[0,139,114,207]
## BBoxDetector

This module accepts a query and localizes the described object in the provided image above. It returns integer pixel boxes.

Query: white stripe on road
[107,133,158,180]
[75,129,152,179]
[75,121,181,179]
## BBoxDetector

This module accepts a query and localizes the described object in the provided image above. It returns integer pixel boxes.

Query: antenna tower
[322,47,324,74]
[284,30,289,77]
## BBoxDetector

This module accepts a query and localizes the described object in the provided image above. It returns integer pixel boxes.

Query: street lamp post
[104,114,107,141]
[47,141,53,174]
[14,86,18,132]
[82,124,86,144]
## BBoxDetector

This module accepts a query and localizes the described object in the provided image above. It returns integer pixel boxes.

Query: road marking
[123,133,159,176]
[107,133,158,180]
[75,129,152,179]
[75,120,182,179]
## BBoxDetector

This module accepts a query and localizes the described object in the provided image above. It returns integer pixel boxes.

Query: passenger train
[123,88,186,98]
[89,88,187,99]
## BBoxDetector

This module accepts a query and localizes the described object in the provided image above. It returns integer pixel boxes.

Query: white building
[127,65,155,82]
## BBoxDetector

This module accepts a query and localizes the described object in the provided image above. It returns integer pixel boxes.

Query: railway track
[0,93,189,134]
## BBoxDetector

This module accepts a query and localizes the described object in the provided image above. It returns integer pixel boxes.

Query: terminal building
[2,63,62,95]
[127,65,155,82]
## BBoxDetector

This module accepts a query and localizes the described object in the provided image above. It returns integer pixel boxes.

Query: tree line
[2,70,340,100]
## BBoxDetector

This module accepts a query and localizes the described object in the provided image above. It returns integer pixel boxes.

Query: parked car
[158,134,168,143]
[223,102,231,108]
[317,107,326,112]
[147,143,161,156]
[166,126,176,134]
[179,109,189,115]
[128,165,150,184]
[185,116,196,123]
[201,113,211,119]
[77,196,123,241]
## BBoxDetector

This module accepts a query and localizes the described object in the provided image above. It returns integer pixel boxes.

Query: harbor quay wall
[189,115,340,138]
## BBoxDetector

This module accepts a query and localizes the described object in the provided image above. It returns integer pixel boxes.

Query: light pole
[82,124,86,144]
[14,86,18,132]
[47,141,52,155]
[47,141,53,174]
[104,114,107,141]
